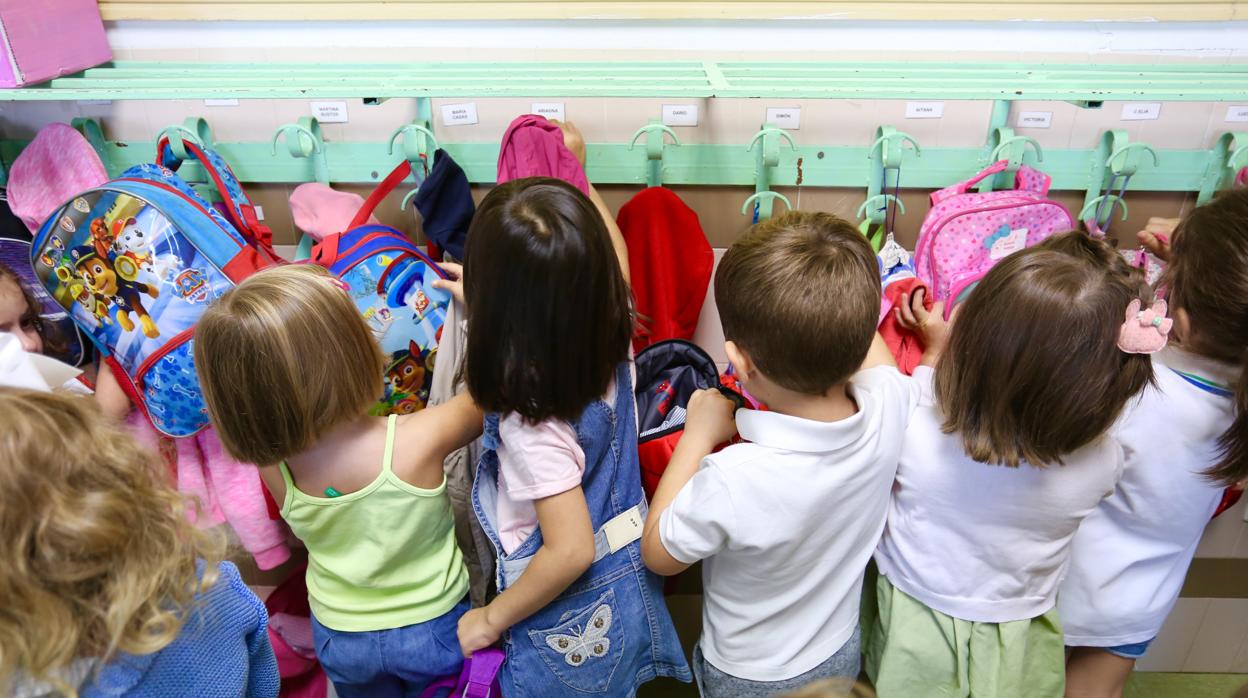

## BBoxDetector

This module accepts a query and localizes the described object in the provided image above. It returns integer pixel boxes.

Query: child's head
[934,231,1153,467]
[463,177,631,423]
[194,264,384,466]
[715,211,880,397]
[1166,189,1248,484]
[0,387,221,695]
[0,261,49,354]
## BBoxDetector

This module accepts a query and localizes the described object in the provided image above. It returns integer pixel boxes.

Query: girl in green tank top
[195,264,484,697]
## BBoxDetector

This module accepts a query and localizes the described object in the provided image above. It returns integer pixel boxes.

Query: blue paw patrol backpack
[310,160,450,416]
[30,137,280,437]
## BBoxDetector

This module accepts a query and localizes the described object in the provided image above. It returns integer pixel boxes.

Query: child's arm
[422,392,485,459]
[895,288,949,368]
[553,119,630,285]
[458,486,595,656]
[93,365,133,421]
[858,332,897,372]
[641,388,738,576]
[1136,217,1177,262]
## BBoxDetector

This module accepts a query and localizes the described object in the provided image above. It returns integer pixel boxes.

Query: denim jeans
[311,597,468,698]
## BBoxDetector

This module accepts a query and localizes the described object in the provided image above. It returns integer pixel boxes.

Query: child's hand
[1136,217,1177,262]
[551,119,587,167]
[431,262,465,305]
[683,388,738,450]
[896,287,949,351]
[457,606,502,657]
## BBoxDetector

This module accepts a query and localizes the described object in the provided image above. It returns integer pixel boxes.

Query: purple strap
[420,649,504,698]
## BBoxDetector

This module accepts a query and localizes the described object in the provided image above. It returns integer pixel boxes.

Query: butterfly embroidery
[545,604,612,667]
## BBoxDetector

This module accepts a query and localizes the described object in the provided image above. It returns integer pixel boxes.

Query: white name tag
[603,506,644,553]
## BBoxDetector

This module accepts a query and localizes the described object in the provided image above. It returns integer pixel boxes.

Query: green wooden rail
[1,60,1247,218]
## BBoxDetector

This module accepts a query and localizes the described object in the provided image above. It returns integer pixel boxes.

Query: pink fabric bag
[7,123,108,233]
[913,160,1073,316]
[496,114,590,195]
[0,0,111,88]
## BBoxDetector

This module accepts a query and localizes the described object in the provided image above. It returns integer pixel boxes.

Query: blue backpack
[310,160,451,415]
[30,137,280,437]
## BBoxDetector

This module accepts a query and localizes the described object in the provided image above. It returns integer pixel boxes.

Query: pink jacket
[496,115,590,195]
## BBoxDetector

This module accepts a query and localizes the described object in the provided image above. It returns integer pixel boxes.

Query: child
[0,387,278,698]
[193,264,482,698]
[1061,193,1248,698]
[642,211,920,696]
[867,232,1155,698]
[452,173,690,694]
[0,260,59,357]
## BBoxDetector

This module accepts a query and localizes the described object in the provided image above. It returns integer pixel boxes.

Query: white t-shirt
[659,366,920,682]
[874,366,1123,624]
[1059,347,1238,646]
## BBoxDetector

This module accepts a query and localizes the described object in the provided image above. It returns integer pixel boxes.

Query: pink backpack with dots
[914,161,1073,316]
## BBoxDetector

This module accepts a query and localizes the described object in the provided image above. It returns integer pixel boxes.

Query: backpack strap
[157,138,277,258]
[462,649,504,698]
[351,160,413,229]
[930,160,1052,205]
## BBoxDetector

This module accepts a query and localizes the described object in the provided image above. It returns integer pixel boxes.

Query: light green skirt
[862,571,1066,698]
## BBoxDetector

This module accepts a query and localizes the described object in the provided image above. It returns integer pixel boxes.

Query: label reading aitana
[905,102,944,119]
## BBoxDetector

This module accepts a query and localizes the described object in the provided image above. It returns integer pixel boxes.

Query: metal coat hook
[741,191,792,218]
[1079,195,1129,224]
[629,119,681,187]
[388,122,439,166]
[272,117,329,186]
[990,134,1044,169]
[1108,142,1160,177]
[156,117,214,161]
[1082,131,1157,232]
[1197,132,1248,205]
[862,126,921,227]
[744,123,797,220]
[857,194,907,221]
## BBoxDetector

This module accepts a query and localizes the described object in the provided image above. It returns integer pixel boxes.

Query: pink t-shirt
[496,414,586,554]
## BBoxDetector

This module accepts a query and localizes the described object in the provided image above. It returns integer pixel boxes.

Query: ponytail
[1206,349,1248,486]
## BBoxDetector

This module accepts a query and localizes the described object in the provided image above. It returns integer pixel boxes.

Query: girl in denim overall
[452,169,690,695]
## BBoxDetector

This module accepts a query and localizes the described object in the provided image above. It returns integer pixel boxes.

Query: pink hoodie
[496,115,590,195]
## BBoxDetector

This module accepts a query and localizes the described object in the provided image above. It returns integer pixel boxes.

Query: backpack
[30,138,279,437]
[309,161,451,416]
[914,161,1073,315]
[635,339,742,499]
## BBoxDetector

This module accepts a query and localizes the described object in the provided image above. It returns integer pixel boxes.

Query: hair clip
[1117,298,1172,355]
[326,277,351,293]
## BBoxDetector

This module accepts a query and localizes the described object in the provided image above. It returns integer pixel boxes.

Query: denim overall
[472,363,691,696]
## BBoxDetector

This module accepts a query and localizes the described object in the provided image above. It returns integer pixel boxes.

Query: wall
[5,16,1248,673]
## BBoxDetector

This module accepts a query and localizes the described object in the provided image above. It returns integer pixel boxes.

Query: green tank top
[278,415,468,632]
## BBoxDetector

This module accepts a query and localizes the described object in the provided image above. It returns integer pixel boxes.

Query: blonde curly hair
[0,388,224,696]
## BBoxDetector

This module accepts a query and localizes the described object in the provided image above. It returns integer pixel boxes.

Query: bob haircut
[194,264,384,466]
[463,177,632,423]
[935,232,1153,467]
[1166,189,1248,485]
[0,387,222,698]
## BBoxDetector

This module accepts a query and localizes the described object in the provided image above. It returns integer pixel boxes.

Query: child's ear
[724,341,755,378]
[1173,307,1192,344]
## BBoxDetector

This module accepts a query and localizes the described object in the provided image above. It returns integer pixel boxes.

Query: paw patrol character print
[376,340,429,415]
[109,217,161,282]
[172,268,210,303]
[363,306,394,341]
[69,245,161,339]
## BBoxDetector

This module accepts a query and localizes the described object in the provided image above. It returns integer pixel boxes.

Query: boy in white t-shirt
[640,211,919,697]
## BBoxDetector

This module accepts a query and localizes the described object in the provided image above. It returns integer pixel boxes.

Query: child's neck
[286,414,382,470]
[756,381,857,423]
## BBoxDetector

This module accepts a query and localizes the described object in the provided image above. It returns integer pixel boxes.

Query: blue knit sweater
[78,561,280,698]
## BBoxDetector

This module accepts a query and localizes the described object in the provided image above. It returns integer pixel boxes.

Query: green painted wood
[1,60,1246,101]
[0,138,1220,193]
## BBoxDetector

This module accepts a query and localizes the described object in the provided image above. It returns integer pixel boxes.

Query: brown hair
[0,387,223,697]
[194,264,384,466]
[1167,189,1248,484]
[715,210,880,394]
[0,261,67,357]
[464,178,632,423]
[935,232,1153,467]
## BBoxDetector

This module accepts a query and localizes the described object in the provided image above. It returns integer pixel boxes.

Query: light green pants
[863,573,1066,698]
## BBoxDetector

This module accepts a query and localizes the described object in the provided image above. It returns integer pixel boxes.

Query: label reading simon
[905,102,945,119]
[662,104,699,127]
[1120,103,1161,121]
[311,101,349,123]
[440,103,479,126]
[531,102,565,121]
[1017,111,1053,129]
[765,107,801,129]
